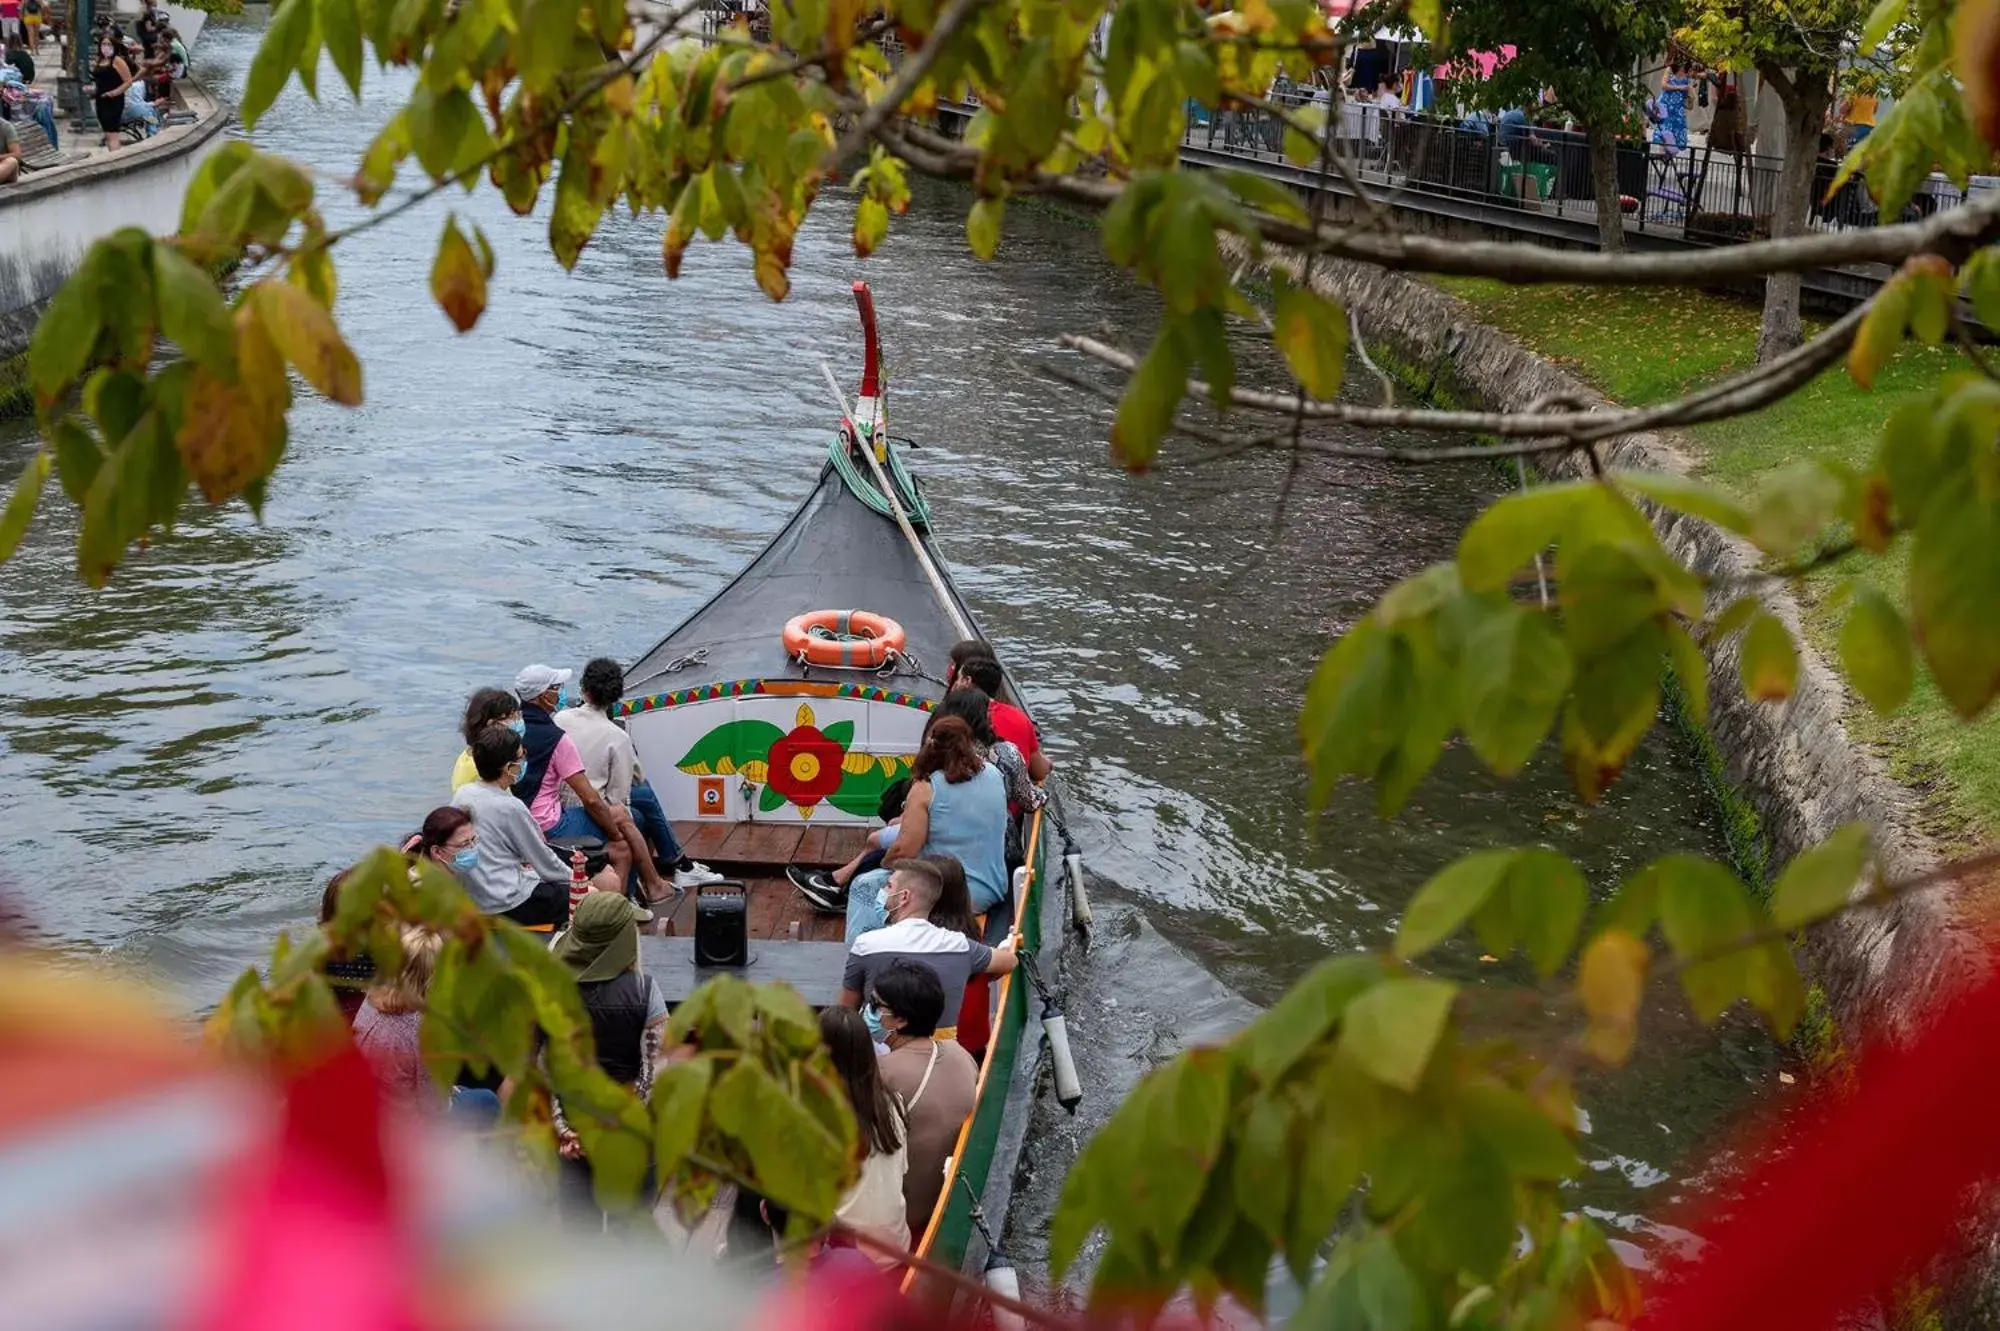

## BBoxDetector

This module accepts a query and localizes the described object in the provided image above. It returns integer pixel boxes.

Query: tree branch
[825,0,985,170]
[1052,292,1864,448]
[875,121,2000,289]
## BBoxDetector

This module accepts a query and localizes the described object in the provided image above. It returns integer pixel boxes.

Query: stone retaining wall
[1289,257,1985,1034]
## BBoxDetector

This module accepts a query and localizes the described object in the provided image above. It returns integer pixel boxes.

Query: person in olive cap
[551,891,668,1222]
[553,891,667,1092]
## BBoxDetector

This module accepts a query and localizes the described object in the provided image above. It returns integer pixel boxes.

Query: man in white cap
[513,663,676,905]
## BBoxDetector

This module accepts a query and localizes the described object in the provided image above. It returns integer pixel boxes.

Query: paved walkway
[14,29,220,180]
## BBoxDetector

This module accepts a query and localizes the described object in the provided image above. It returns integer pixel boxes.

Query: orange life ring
[782,609,907,668]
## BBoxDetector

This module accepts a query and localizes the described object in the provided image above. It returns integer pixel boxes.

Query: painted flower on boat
[766,704,847,813]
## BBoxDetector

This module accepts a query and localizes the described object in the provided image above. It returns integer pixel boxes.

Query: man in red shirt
[952,648,1052,784]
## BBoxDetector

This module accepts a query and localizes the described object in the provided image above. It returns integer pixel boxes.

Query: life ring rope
[782,609,908,669]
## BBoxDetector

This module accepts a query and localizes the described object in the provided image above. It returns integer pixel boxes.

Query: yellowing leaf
[1111,320,1193,472]
[255,280,363,406]
[176,303,292,503]
[1739,610,1798,702]
[967,197,1004,261]
[1577,930,1647,1067]
[1271,281,1347,400]
[853,196,888,258]
[1847,276,1910,388]
[430,214,488,333]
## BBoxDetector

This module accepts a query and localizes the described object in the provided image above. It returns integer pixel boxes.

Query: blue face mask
[508,717,526,736]
[451,847,478,875]
[556,685,575,711]
[862,1002,887,1043]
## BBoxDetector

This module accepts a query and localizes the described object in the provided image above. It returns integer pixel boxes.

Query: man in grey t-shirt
[840,858,1019,1024]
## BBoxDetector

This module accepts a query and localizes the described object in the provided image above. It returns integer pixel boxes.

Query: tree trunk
[1756,64,1832,362]
[1587,121,1625,253]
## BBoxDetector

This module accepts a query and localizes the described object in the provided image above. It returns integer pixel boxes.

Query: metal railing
[1178,98,1978,247]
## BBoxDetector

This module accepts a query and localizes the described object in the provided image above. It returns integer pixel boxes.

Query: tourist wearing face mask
[512,663,676,905]
[407,806,479,880]
[450,723,618,925]
[92,32,132,150]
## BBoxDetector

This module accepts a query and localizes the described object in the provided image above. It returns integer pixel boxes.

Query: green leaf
[824,755,911,818]
[967,196,1004,261]
[1462,1079,1579,1182]
[673,718,785,775]
[1285,1106,1360,1281]
[1406,0,1445,43]
[1237,954,1385,1083]
[550,151,606,272]
[51,417,103,504]
[241,0,315,128]
[1648,855,1759,1022]
[1135,1051,1233,1266]
[0,451,49,562]
[1456,483,1589,592]
[318,0,363,96]
[517,0,580,89]
[1772,823,1871,930]
[1664,618,1710,727]
[758,783,787,812]
[1910,487,2000,718]
[1184,307,1234,414]
[1271,281,1347,400]
[29,249,108,410]
[1861,0,1906,49]
[1355,1229,1418,1331]
[1751,461,1846,557]
[709,1061,848,1221]
[153,247,236,379]
[405,82,477,181]
[650,1056,713,1172]
[1395,849,1514,963]
[820,719,854,748]
[1509,848,1589,977]
[1739,610,1798,702]
[1110,320,1192,472]
[1962,247,2000,335]
[1215,169,1307,227]
[1232,1094,1296,1249]
[1840,586,1915,715]
[1282,105,1326,166]
[1615,470,1753,535]
[1455,599,1571,775]
[1337,977,1456,1093]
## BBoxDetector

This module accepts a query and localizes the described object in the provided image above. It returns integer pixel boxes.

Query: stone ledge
[2,77,229,208]
[1275,253,1984,1036]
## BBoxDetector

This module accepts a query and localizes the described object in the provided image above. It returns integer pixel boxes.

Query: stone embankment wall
[0,84,228,389]
[1291,257,1984,1034]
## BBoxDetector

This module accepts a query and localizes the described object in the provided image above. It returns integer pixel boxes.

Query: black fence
[1181,101,1965,243]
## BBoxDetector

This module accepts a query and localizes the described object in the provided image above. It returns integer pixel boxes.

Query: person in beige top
[871,958,978,1235]
[556,657,721,894]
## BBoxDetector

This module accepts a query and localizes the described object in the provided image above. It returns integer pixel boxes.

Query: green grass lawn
[1434,277,2000,849]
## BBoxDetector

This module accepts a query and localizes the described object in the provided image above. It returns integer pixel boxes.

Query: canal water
[0,17,1774,1280]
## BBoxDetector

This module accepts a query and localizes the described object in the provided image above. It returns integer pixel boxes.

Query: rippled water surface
[0,18,1775,1270]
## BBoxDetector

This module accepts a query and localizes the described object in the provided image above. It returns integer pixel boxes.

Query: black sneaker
[786,864,847,914]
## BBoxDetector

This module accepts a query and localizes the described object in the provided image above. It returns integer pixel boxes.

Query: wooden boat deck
[647,819,871,944]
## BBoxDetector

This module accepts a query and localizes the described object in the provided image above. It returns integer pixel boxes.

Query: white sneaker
[674,861,726,889]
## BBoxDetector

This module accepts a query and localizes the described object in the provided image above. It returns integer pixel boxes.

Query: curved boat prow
[852,280,883,436]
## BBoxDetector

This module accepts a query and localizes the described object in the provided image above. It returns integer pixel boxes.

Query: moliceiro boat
[614,283,1078,1287]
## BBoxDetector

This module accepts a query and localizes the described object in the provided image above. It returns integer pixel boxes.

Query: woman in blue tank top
[847,716,1010,938]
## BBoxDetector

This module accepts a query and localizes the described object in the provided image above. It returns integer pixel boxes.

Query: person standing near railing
[1656,62,1692,152]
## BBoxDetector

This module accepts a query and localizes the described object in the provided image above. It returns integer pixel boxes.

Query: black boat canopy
[625,451,981,703]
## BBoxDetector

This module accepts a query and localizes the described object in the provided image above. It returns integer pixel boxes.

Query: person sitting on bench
[451,723,619,926]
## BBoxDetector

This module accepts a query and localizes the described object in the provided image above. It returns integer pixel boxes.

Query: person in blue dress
[1655,61,1692,152]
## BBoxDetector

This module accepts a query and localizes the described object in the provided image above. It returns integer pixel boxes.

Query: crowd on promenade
[317,640,1048,1278]
[0,0,190,178]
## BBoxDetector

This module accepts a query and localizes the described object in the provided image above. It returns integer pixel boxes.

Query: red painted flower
[766,705,846,809]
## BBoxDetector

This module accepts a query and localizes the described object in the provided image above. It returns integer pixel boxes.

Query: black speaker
[693,880,750,968]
